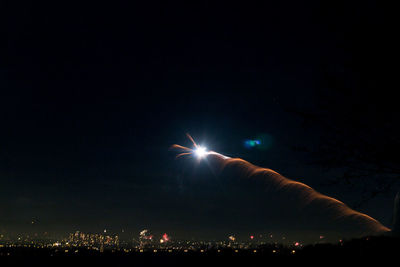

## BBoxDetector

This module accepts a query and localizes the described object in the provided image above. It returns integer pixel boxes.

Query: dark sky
[1,1,396,241]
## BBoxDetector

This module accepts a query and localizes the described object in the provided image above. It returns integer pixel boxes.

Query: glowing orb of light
[194,146,207,158]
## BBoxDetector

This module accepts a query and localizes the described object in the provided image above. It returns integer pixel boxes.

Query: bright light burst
[171,133,230,161]
[194,146,207,158]
[171,133,210,160]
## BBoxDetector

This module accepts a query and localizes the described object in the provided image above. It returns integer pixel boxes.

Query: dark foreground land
[1,236,399,266]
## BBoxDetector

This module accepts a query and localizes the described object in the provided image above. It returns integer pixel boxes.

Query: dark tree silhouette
[288,1,398,206]
[293,90,398,205]
[291,62,398,206]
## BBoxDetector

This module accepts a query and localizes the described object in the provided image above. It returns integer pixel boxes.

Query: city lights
[0,230,350,258]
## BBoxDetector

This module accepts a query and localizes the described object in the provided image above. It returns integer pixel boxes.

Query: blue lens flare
[244,139,261,148]
[244,134,273,150]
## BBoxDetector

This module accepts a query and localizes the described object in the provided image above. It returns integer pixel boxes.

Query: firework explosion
[171,133,229,160]
[172,134,391,237]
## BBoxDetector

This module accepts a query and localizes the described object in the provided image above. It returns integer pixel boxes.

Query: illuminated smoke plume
[172,134,391,238]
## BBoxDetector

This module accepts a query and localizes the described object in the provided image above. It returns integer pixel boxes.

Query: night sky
[1,2,396,241]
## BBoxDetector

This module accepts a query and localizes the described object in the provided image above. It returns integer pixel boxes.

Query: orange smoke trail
[209,154,390,235]
[171,144,192,151]
[172,137,391,236]
[186,133,198,148]
[175,152,192,158]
